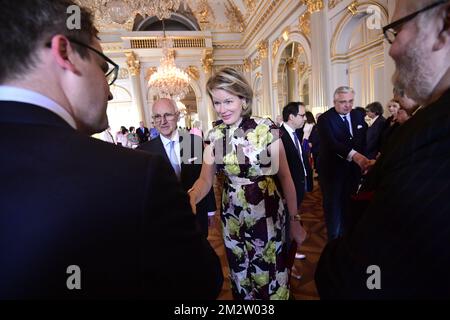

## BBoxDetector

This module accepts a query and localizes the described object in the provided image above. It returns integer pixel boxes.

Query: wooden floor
[207,177,327,300]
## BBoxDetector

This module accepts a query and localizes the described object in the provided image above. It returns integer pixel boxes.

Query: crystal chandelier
[148,21,190,99]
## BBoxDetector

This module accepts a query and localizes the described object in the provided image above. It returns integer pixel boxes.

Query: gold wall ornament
[347,0,359,15]
[257,40,268,59]
[145,67,158,81]
[328,0,344,10]
[185,66,200,80]
[243,57,252,72]
[302,0,324,14]
[272,38,283,60]
[252,56,261,69]
[125,51,141,76]
[201,50,214,74]
[118,68,130,80]
[244,0,257,12]
[225,0,246,32]
[193,0,214,29]
[299,11,311,37]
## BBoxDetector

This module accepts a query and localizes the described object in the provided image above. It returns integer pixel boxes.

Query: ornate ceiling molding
[241,0,283,48]
[328,0,344,10]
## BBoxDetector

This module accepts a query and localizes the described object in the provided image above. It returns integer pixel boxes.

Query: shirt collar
[160,130,179,146]
[283,122,297,135]
[0,86,77,129]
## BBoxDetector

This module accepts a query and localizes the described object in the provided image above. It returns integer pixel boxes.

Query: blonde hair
[206,67,253,117]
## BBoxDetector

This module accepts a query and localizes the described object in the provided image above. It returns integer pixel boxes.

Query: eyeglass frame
[382,0,449,44]
[45,37,119,86]
[152,112,179,123]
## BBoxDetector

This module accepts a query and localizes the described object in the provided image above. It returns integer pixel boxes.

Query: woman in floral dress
[189,67,305,300]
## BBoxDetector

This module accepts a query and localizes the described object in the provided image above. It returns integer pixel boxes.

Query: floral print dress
[208,116,289,300]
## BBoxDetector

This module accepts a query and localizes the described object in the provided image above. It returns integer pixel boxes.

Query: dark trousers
[319,171,355,242]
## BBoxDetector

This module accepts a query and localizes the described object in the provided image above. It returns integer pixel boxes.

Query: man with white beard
[315,0,450,299]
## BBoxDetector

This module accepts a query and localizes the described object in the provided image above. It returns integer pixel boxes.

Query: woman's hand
[290,220,307,247]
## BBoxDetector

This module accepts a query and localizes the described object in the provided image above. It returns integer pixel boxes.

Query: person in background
[316,0,450,298]
[136,120,150,144]
[365,102,386,160]
[127,126,139,148]
[190,120,203,138]
[115,126,128,147]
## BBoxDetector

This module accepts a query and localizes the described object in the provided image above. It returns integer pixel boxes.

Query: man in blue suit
[317,86,370,241]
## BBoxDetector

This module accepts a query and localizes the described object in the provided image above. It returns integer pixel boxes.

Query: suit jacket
[317,108,367,192]
[315,89,450,299]
[0,101,223,299]
[366,116,386,160]
[280,125,313,205]
[138,133,216,238]
[136,126,150,144]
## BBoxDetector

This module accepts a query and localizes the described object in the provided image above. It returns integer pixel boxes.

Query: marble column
[310,2,333,112]
[125,51,147,125]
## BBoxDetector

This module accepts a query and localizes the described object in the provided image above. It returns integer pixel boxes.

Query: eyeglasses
[152,113,178,123]
[46,37,119,86]
[383,0,449,44]
[297,113,306,118]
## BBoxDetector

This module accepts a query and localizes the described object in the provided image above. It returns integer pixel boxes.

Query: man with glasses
[0,0,222,299]
[316,0,450,298]
[138,98,216,239]
[280,102,313,271]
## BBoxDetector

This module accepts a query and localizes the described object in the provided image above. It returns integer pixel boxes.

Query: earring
[242,101,248,111]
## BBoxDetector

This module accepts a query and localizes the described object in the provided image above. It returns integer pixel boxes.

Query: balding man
[138,99,216,239]
[316,0,450,299]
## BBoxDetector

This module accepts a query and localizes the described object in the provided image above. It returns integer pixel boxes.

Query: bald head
[152,98,179,139]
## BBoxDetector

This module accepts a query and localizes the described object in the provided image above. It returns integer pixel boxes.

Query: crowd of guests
[1,0,450,300]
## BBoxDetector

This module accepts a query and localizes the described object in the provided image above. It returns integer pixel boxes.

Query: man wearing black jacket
[0,0,222,299]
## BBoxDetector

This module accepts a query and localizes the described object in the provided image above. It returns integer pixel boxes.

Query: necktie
[169,140,181,178]
[293,133,307,178]
[342,115,352,136]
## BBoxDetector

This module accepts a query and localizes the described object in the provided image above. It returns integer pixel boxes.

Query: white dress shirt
[283,123,307,176]
[160,130,181,165]
[0,85,77,129]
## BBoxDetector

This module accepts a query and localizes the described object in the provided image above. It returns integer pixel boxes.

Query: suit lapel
[155,137,171,164]
[332,109,352,137]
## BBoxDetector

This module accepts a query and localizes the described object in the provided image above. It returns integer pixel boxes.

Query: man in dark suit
[136,121,150,144]
[365,102,386,160]
[138,98,216,238]
[280,102,313,210]
[0,0,222,299]
[315,0,450,298]
[280,102,313,264]
[316,86,370,241]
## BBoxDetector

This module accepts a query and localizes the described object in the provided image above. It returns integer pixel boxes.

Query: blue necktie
[169,140,181,178]
[342,115,352,136]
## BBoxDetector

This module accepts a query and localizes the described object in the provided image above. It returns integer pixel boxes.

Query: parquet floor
[207,175,327,300]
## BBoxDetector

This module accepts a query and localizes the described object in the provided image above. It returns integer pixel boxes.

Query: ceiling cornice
[240,0,284,48]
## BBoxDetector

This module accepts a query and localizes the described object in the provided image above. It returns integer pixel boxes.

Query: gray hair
[333,86,355,99]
